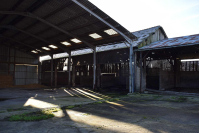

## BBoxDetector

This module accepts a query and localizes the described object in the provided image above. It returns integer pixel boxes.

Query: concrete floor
[0,87,199,133]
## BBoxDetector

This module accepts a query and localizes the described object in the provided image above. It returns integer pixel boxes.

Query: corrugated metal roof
[0,0,136,56]
[40,25,163,61]
[138,34,199,51]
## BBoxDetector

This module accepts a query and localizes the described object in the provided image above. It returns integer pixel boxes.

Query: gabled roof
[41,25,165,61]
[137,34,199,51]
[132,25,167,47]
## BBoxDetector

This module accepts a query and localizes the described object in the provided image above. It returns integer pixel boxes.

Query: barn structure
[0,0,199,94]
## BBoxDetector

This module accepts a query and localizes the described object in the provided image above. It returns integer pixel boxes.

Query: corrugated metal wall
[0,45,39,86]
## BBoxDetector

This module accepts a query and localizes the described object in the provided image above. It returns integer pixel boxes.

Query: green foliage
[66,105,75,109]
[8,112,54,121]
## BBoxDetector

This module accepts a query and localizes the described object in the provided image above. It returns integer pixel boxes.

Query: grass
[7,108,60,121]
[8,112,54,121]
[7,108,25,112]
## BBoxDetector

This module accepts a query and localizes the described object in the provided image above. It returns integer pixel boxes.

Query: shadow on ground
[0,87,199,133]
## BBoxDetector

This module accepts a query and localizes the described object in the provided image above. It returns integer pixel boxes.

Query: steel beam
[140,52,143,93]
[0,25,70,53]
[72,0,134,43]
[93,47,96,90]
[0,35,50,55]
[0,11,95,49]
[50,55,53,87]
[129,44,133,93]
[68,51,71,87]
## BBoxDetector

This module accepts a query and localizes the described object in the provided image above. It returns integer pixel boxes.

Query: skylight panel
[71,38,82,43]
[89,33,102,39]
[104,29,118,35]
[31,50,38,54]
[61,41,71,46]
[49,45,58,49]
[42,47,50,51]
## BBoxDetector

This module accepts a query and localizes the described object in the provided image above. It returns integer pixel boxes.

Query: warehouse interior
[0,0,199,94]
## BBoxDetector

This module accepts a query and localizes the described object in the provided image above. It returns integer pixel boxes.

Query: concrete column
[93,47,96,90]
[50,55,53,87]
[68,52,71,87]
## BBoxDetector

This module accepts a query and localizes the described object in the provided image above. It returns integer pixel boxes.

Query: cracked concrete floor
[0,88,199,133]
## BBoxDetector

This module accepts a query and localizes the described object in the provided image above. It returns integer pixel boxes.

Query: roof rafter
[0,35,51,55]
[72,0,136,43]
[0,25,70,53]
[0,11,95,50]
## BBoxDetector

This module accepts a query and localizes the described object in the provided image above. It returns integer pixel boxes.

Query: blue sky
[89,0,199,38]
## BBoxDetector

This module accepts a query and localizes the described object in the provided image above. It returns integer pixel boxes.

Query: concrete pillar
[93,47,96,90]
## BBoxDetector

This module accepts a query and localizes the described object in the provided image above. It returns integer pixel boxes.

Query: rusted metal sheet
[138,34,199,51]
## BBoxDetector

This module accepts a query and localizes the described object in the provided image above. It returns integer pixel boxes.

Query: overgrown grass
[8,112,54,121]
[7,108,59,121]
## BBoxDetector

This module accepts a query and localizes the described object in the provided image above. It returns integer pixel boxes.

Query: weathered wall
[0,45,39,86]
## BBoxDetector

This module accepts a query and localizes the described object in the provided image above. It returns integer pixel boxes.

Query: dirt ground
[0,87,199,133]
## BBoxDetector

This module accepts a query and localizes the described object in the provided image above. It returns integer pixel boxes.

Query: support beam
[140,52,143,93]
[0,11,95,49]
[72,0,135,43]
[13,48,16,85]
[68,51,71,87]
[0,35,50,55]
[93,47,96,90]
[0,25,70,53]
[54,61,58,87]
[38,57,41,85]
[129,44,133,93]
[50,55,53,87]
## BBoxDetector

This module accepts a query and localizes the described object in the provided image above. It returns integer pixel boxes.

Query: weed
[0,111,6,113]
[107,98,120,102]
[153,95,163,99]
[7,108,25,112]
[177,96,187,102]
[8,111,54,121]
[66,105,75,109]
[93,101,103,104]
[143,116,147,119]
